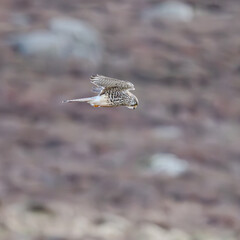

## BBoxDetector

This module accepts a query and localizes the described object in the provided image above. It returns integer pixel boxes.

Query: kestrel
[63,74,139,109]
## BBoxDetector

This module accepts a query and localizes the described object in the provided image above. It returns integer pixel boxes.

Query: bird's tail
[62,97,93,103]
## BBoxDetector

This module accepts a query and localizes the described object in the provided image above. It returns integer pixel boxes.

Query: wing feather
[91,86,103,93]
[90,74,135,90]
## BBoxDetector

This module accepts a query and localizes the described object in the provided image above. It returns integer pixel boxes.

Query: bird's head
[128,95,139,109]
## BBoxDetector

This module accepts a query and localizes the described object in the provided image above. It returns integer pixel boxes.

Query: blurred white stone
[148,153,189,177]
[11,31,71,57]
[49,17,103,64]
[10,18,103,66]
[143,1,194,22]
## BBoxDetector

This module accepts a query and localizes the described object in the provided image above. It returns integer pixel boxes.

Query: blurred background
[0,0,240,239]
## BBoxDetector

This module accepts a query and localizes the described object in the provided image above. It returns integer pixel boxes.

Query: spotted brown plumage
[90,74,135,91]
[62,74,139,109]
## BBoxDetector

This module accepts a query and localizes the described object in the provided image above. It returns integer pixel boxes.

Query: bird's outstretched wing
[90,74,135,92]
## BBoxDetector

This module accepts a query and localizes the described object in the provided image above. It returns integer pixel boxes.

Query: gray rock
[148,153,189,177]
[10,18,103,66]
[11,31,71,58]
[143,1,194,23]
[49,18,103,64]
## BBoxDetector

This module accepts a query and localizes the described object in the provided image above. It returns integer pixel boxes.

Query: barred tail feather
[62,97,93,103]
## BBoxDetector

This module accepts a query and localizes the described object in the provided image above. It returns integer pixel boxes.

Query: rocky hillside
[0,0,240,239]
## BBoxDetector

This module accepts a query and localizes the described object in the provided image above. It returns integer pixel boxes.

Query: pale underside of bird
[63,74,139,109]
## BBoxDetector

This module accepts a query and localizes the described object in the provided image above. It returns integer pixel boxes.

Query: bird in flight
[63,74,139,109]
